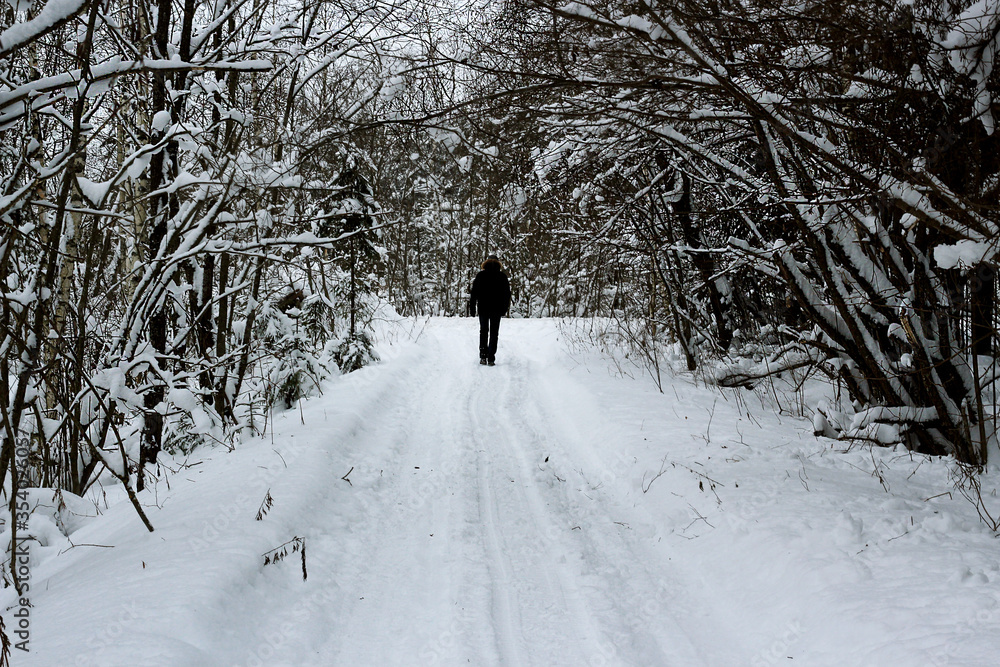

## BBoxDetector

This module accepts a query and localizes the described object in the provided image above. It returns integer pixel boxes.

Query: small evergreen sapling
[331,330,379,373]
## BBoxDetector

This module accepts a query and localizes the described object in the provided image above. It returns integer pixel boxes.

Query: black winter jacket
[469,262,511,317]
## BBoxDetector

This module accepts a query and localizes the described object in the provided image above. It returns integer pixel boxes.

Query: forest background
[1,0,999,598]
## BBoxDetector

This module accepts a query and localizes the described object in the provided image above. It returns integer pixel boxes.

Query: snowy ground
[5,317,1000,666]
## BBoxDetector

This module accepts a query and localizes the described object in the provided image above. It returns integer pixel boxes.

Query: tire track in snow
[252,324,493,665]
[509,361,708,665]
[471,376,526,665]
[324,328,488,664]
[493,326,715,666]
[468,347,614,666]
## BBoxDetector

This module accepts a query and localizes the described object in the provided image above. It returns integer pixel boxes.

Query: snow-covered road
[9,317,1000,666]
[289,318,721,665]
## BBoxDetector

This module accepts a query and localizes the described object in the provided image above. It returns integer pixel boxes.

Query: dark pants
[479,313,502,361]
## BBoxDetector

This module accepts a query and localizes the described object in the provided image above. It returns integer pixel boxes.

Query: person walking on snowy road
[468,255,511,366]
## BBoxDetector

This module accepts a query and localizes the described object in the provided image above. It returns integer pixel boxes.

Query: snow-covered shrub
[299,293,337,348]
[163,413,204,456]
[162,386,226,454]
[257,292,338,410]
[330,330,379,373]
[268,346,334,410]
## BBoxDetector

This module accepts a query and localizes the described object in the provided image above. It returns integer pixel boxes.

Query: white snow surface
[6,317,1000,666]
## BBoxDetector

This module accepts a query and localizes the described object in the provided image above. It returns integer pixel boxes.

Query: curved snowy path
[246,318,723,666]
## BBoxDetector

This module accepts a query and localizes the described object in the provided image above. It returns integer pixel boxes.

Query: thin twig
[642,455,670,493]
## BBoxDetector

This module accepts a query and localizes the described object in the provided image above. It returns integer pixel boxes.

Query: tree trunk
[139,0,175,490]
[970,263,995,357]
